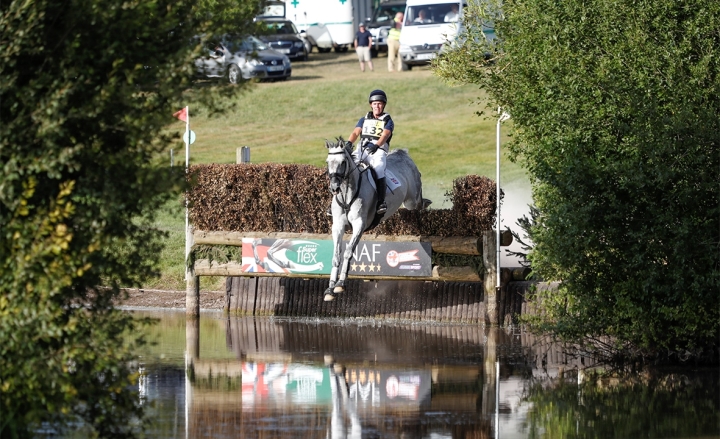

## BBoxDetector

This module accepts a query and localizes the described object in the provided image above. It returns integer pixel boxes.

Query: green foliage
[435,0,720,359]
[505,204,539,268]
[522,371,720,438]
[0,0,258,435]
[194,244,243,265]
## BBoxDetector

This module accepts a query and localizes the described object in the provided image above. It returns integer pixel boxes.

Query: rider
[345,89,394,215]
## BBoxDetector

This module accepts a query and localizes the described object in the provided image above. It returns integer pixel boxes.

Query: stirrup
[376,201,387,214]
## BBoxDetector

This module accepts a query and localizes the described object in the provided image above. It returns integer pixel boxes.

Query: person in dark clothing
[354,24,374,72]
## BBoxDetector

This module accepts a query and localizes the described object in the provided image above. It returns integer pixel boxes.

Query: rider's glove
[367,142,379,154]
[345,140,353,149]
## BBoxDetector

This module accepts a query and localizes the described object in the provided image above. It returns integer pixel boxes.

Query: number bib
[361,118,386,140]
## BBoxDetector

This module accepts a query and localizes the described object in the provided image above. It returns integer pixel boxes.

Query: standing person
[346,89,394,214]
[387,12,403,72]
[354,24,373,72]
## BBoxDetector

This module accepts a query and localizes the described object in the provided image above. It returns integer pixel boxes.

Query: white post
[495,360,500,439]
[496,108,510,289]
[184,106,190,281]
[185,351,191,439]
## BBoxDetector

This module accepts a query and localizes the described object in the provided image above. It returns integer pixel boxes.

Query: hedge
[188,163,498,237]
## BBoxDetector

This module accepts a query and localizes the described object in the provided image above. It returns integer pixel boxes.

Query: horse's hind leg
[413,168,432,210]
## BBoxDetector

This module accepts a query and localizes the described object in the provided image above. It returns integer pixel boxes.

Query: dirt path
[117,288,226,310]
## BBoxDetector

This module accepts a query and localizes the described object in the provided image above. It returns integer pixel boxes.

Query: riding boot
[376,177,387,214]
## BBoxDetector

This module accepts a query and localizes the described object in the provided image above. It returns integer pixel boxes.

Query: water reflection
[131,310,719,439]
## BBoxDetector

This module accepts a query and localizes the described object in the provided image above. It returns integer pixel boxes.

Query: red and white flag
[173,107,188,122]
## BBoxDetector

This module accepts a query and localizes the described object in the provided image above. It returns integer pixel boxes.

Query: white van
[278,0,354,52]
[398,0,464,69]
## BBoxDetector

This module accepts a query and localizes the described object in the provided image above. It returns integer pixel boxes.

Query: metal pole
[184,351,191,439]
[496,109,501,289]
[496,109,510,289]
[495,360,500,439]
[184,106,190,281]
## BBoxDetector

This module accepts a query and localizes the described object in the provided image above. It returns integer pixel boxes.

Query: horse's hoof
[333,285,345,293]
[323,287,337,302]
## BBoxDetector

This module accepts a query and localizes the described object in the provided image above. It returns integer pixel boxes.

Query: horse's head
[325,137,354,195]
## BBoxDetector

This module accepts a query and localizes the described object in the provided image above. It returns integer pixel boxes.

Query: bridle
[327,148,364,213]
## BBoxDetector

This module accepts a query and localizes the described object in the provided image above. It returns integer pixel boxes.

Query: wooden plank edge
[194,259,481,282]
[193,230,484,255]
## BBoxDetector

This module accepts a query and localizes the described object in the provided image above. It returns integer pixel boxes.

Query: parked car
[257,17,311,61]
[195,35,292,83]
[365,0,407,56]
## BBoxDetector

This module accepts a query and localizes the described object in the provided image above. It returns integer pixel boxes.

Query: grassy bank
[145,51,527,292]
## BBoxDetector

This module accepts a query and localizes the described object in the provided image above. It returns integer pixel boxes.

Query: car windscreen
[372,4,406,24]
[405,3,460,25]
[265,20,299,35]
[224,36,269,53]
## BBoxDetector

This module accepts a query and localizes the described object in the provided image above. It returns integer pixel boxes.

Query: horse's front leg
[324,219,346,301]
[334,219,365,294]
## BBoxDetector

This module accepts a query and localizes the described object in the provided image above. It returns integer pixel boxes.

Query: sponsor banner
[345,367,432,408]
[242,362,332,407]
[241,238,331,274]
[349,241,432,277]
[240,238,432,277]
[240,363,431,409]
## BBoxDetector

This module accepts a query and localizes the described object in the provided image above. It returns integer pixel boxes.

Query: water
[132,310,719,439]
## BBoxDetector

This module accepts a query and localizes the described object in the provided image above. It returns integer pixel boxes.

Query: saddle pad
[368,170,401,192]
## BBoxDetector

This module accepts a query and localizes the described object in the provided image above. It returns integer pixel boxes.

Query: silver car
[195,35,292,83]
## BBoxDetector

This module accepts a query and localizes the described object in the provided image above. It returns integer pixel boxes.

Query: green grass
[151,51,527,292]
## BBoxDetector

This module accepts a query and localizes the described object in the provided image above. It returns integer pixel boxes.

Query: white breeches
[353,146,387,179]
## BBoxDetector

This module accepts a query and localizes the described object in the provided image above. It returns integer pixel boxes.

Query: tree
[435,0,720,361]
[0,0,259,436]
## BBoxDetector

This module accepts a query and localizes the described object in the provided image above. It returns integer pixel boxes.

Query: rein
[328,149,366,213]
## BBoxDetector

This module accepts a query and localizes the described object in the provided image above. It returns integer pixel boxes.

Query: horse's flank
[386,148,424,210]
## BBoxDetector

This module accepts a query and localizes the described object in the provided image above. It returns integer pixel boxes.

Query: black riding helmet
[368,89,387,103]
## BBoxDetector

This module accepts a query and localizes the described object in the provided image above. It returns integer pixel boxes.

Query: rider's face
[370,101,385,116]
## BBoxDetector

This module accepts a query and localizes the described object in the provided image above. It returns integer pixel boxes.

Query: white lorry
[397,0,464,69]
[262,0,354,52]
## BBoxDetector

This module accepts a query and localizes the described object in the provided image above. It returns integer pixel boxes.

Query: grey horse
[324,138,430,302]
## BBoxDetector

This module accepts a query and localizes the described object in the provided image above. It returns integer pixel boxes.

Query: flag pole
[184,106,190,281]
